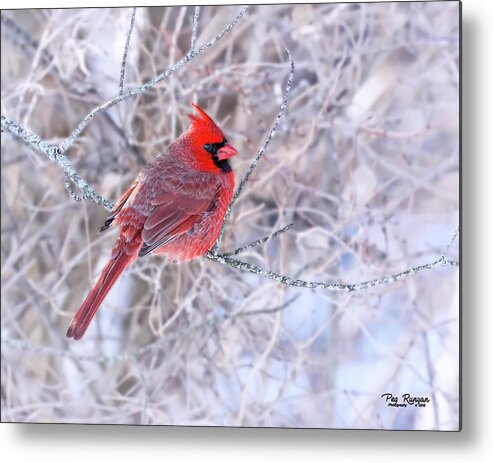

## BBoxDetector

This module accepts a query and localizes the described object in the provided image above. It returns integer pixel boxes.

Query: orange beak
[217,144,238,161]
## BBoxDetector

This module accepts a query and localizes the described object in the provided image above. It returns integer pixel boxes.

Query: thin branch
[441,224,459,260]
[190,6,200,51]
[222,223,295,257]
[233,294,300,318]
[1,115,114,211]
[206,252,459,292]
[119,7,137,97]
[210,48,295,254]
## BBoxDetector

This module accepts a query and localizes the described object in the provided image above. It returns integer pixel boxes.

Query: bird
[66,104,237,340]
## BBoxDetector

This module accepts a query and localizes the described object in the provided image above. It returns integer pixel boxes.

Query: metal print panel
[1,1,460,430]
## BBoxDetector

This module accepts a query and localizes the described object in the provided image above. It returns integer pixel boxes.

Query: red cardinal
[66,104,237,340]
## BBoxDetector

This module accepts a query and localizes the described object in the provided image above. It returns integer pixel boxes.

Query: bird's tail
[66,247,137,340]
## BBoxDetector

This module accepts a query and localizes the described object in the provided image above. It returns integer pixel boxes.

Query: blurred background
[1,2,459,429]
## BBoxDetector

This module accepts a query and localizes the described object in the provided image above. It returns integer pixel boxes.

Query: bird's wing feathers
[99,180,139,233]
[139,175,220,257]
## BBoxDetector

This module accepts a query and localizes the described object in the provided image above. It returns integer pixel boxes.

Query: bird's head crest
[186,103,225,144]
[187,103,216,127]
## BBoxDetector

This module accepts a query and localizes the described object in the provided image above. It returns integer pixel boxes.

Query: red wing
[99,180,139,233]
[138,186,219,257]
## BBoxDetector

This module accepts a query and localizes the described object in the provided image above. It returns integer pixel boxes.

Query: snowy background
[1,2,459,429]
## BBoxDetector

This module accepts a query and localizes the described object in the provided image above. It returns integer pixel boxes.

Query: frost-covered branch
[222,223,295,257]
[207,252,459,292]
[190,6,200,51]
[1,115,114,211]
[119,7,137,97]
[441,224,459,261]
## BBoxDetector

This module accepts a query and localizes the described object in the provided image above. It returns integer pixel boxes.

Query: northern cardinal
[66,104,237,340]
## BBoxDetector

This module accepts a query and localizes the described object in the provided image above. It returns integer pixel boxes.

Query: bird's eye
[204,144,212,152]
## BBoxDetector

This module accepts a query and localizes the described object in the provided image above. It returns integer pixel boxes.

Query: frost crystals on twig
[119,7,137,97]
[440,224,459,261]
[206,252,459,292]
[0,115,114,211]
[190,6,200,51]
[64,175,82,202]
